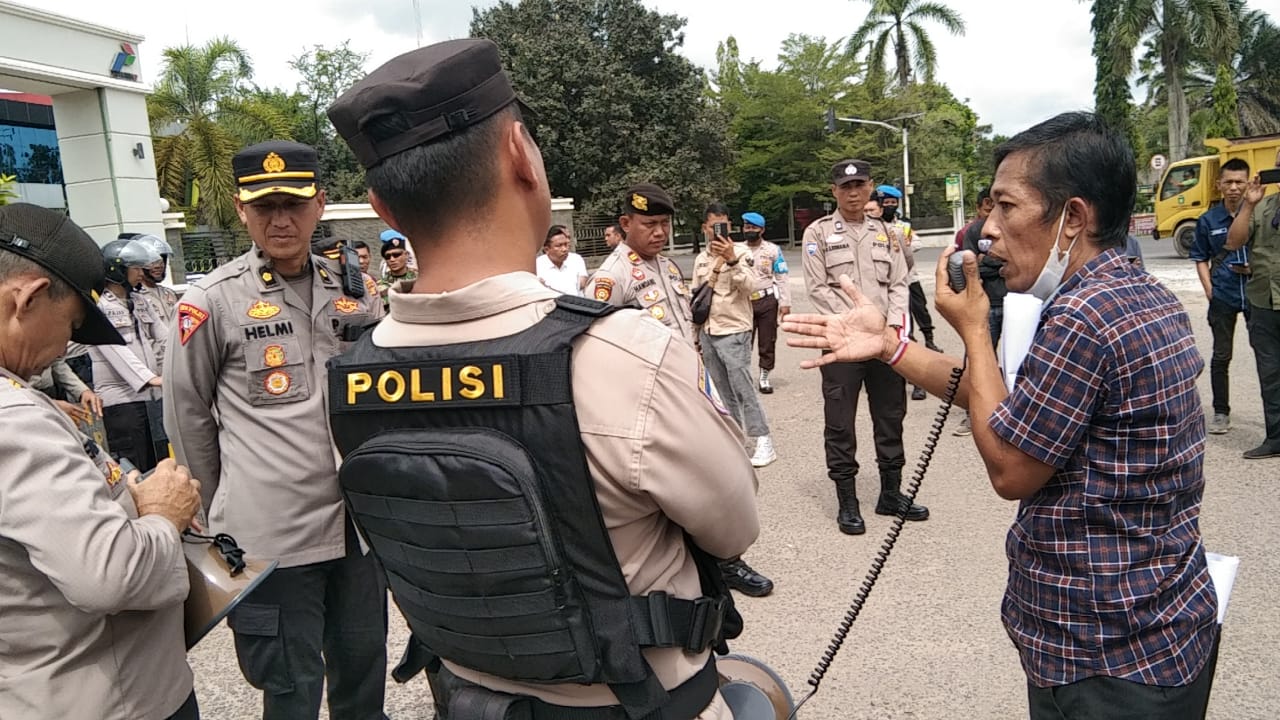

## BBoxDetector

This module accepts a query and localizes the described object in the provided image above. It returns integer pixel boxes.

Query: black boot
[923,331,942,354]
[875,469,929,521]
[720,558,774,597]
[835,479,865,535]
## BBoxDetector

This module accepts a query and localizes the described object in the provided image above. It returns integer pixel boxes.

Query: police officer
[162,141,388,720]
[802,160,929,534]
[133,233,180,326]
[91,238,165,472]
[877,185,937,401]
[741,211,791,393]
[328,39,758,719]
[0,203,202,720]
[376,229,417,309]
[312,236,387,319]
[589,184,697,344]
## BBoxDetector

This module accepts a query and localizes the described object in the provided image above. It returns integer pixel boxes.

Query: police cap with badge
[325,39,795,720]
[233,140,320,202]
[831,158,872,186]
[624,183,675,217]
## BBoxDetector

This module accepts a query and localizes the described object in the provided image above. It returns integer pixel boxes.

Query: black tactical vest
[327,296,738,719]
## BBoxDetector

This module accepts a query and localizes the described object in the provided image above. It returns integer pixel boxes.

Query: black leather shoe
[721,559,774,597]
[1243,443,1280,460]
[875,493,930,521]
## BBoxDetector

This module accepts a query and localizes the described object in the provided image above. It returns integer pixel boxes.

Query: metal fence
[177,224,334,280]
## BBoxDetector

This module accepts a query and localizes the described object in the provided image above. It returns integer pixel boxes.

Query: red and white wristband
[886,316,912,367]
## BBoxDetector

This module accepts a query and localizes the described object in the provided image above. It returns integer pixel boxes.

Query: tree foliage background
[141,0,1280,237]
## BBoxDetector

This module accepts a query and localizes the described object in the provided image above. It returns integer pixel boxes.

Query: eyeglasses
[385,251,406,260]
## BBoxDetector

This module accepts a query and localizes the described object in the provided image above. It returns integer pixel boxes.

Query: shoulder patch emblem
[806,242,818,256]
[628,251,642,265]
[593,277,614,302]
[247,300,280,319]
[177,302,210,346]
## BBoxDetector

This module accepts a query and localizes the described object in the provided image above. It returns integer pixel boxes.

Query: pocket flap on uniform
[228,603,280,637]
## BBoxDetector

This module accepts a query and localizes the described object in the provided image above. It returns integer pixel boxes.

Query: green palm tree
[846,0,965,89]
[1110,0,1236,161]
[148,38,293,232]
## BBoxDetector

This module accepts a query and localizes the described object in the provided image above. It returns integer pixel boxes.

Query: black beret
[233,140,320,202]
[329,39,527,169]
[624,183,675,216]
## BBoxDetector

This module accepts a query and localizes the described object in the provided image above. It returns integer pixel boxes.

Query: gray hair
[0,251,76,301]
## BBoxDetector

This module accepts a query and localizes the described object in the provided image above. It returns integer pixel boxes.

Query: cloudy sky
[32,0,1280,135]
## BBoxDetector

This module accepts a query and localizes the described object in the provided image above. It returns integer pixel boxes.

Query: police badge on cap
[831,159,871,186]
[624,183,675,216]
[233,141,320,202]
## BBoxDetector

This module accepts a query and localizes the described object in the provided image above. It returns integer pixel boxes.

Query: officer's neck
[838,208,866,224]
[409,227,539,293]
[106,282,129,300]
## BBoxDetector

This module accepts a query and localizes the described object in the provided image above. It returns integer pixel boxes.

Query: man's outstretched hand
[781,274,893,369]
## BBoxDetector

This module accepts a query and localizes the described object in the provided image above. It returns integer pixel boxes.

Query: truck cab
[1154,135,1280,257]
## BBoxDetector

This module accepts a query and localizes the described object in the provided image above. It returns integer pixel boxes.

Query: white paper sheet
[1205,552,1240,624]
[999,293,1044,393]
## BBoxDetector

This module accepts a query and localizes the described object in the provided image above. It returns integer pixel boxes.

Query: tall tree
[289,42,371,203]
[472,0,734,223]
[846,0,965,89]
[1111,0,1235,160]
[1088,0,1138,148]
[149,38,292,230]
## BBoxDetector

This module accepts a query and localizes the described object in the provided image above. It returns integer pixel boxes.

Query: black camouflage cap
[0,203,124,345]
[233,140,320,202]
[623,183,675,216]
[328,39,531,169]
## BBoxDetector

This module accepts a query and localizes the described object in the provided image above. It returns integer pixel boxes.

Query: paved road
[190,236,1277,719]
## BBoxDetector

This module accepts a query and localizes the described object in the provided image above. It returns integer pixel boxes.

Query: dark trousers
[1027,628,1220,720]
[820,359,906,481]
[228,545,389,720]
[1207,298,1249,416]
[103,401,158,471]
[1247,303,1280,445]
[751,293,779,371]
[166,691,200,720]
[908,281,935,342]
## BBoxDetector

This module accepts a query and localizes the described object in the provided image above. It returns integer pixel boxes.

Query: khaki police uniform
[0,369,192,720]
[803,203,922,504]
[91,289,164,469]
[163,139,387,719]
[136,284,176,368]
[746,239,791,374]
[590,242,695,343]
[371,272,758,718]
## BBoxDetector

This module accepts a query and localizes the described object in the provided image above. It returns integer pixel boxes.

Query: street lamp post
[834,114,922,218]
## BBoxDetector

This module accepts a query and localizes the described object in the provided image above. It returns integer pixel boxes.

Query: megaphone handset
[788,361,967,719]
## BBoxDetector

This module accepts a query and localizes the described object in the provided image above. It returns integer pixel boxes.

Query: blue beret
[742,212,766,228]
[380,229,407,243]
[876,185,903,199]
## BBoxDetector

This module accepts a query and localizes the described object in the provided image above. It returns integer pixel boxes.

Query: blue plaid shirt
[990,249,1218,688]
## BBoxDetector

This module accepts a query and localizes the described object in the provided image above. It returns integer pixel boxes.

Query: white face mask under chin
[1025,206,1078,302]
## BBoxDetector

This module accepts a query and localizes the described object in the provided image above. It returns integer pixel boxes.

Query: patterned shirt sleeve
[990,307,1109,469]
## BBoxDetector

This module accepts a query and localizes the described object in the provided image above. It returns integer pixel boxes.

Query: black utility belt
[429,657,719,720]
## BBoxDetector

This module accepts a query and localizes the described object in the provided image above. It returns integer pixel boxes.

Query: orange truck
[1154,134,1280,257]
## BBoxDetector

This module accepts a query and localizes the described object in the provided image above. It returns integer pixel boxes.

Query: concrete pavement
[188,237,1277,719]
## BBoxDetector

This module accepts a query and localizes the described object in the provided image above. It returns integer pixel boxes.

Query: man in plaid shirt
[784,112,1220,719]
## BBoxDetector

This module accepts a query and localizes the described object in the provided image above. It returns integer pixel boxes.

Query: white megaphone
[182,532,277,649]
[717,654,798,719]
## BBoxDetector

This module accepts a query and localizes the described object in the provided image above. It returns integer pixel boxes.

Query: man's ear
[368,190,406,237]
[234,197,248,225]
[12,275,51,318]
[508,120,539,189]
[1063,197,1090,241]
[618,214,632,234]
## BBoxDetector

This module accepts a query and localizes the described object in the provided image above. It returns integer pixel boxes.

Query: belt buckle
[750,291,762,301]
[685,597,726,653]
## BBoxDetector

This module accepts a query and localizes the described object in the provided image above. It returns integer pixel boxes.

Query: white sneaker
[750,435,777,467]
